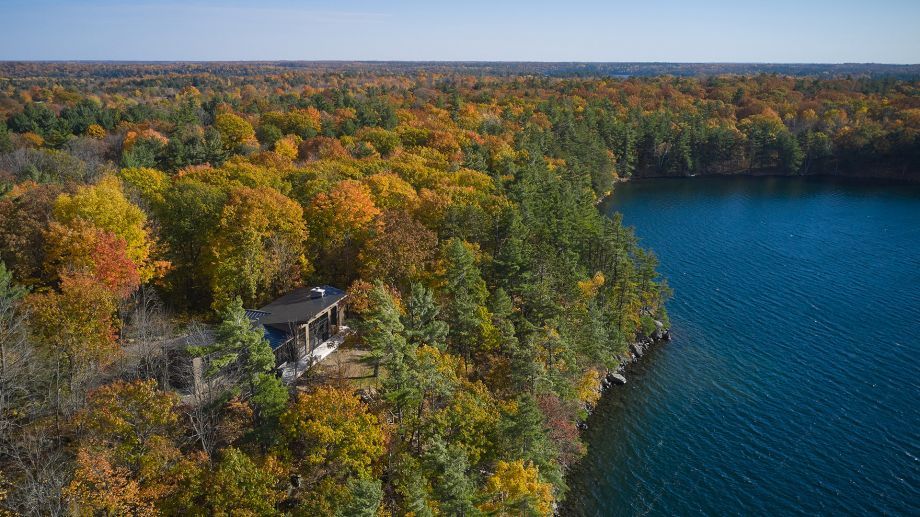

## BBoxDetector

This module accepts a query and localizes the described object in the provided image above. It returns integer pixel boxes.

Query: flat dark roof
[250,285,346,330]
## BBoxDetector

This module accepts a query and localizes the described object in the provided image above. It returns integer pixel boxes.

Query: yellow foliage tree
[273,134,302,161]
[479,460,554,516]
[27,275,120,387]
[366,172,420,211]
[117,167,168,207]
[86,123,106,139]
[53,176,154,281]
[214,112,256,149]
[208,186,308,310]
[278,387,386,483]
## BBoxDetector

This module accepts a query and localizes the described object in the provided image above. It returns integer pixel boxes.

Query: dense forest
[0,62,916,515]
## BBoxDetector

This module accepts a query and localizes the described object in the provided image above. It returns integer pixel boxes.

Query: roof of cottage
[248,285,346,330]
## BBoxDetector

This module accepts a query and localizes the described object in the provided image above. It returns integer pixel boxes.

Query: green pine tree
[442,239,490,370]
[191,298,288,422]
[423,436,479,517]
[403,283,448,351]
[362,282,414,392]
[338,476,383,517]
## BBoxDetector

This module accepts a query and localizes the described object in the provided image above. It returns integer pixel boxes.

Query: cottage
[246,285,349,381]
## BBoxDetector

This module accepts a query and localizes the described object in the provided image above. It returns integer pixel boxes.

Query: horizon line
[1,60,919,66]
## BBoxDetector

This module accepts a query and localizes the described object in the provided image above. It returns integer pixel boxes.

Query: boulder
[631,342,645,357]
[609,373,627,385]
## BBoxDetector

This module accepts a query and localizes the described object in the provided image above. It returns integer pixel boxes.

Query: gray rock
[631,342,645,357]
[609,373,627,385]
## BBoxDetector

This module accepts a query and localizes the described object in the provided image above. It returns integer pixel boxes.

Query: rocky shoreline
[582,320,671,428]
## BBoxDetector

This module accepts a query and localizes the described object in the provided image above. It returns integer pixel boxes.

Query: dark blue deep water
[564,177,920,516]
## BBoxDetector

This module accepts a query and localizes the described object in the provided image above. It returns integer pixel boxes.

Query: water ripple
[563,177,920,516]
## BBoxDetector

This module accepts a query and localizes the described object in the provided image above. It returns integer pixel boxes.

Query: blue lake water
[564,176,920,516]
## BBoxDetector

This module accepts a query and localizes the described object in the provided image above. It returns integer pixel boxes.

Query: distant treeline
[1,65,917,184]
[2,61,919,80]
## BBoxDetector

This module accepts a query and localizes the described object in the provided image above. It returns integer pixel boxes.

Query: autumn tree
[117,166,168,208]
[0,182,66,285]
[365,172,420,211]
[270,133,301,161]
[214,112,256,152]
[278,387,386,511]
[358,210,437,292]
[65,449,155,517]
[66,379,187,514]
[306,179,380,284]
[44,222,140,299]
[197,448,285,516]
[27,275,118,403]
[208,186,308,310]
[357,127,401,157]
[310,179,381,247]
[478,460,554,516]
[52,176,154,282]
[77,379,179,463]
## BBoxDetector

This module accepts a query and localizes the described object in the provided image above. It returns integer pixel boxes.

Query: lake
[563,176,920,516]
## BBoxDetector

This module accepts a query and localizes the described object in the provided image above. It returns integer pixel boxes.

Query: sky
[1,0,918,63]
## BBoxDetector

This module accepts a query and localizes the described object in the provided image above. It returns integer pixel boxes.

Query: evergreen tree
[362,282,415,419]
[488,288,518,353]
[392,453,435,517]
[423,437,478,517]
[191,298,287,422]
[490,208,528,295]
[339,476,383,517]
[442,239,490,370]
[403,283,448,351]
[0,121,13,154]
[0,261,26,304]
[500,394,564,492]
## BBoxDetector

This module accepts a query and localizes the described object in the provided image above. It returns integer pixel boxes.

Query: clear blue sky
[1,0,918,63]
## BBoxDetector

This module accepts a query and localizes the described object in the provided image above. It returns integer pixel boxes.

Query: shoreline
[559,321,671,514]
[583,320,672,427]
[617,169,920,185]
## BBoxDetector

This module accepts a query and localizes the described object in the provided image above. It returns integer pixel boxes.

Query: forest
[0,62,916,515]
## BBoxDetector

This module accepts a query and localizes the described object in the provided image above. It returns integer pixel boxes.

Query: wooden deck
[278,326,353,384]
